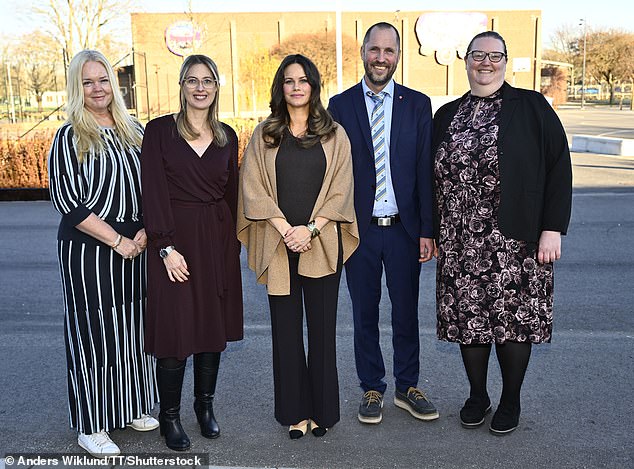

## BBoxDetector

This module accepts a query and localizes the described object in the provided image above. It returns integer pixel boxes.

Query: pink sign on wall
[165,21,203,57]
[415,12,488,65]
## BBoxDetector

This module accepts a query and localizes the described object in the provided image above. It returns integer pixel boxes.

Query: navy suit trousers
[345,221,421,394]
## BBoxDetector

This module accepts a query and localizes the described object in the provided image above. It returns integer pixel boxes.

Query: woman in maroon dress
[141,54,243,451]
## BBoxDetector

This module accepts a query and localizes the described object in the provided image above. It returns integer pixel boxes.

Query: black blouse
[275,129,326,228]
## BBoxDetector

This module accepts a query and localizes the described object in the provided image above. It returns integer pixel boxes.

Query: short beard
[363,61,397,89]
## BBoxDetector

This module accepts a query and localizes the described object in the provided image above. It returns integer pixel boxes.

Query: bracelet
[307,221,320,239]
[111,234,122,249]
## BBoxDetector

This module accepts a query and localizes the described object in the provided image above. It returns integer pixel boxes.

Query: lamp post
[335,0,342,94]
[580,18,587,109]
[153,64,160,115]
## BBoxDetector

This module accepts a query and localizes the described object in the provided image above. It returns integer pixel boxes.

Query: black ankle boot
[159,408,191,450]
[193,352,221,439]
[157,360,191,451]
[194,394,220,439]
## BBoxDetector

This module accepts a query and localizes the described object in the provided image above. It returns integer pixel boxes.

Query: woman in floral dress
[432,31,572,434]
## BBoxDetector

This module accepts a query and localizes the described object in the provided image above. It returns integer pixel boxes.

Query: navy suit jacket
[328,82,434,241]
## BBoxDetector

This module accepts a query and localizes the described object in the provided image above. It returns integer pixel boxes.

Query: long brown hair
[261,54,335,148]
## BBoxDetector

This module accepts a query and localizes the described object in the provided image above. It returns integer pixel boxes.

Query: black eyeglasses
[467,50,507,63]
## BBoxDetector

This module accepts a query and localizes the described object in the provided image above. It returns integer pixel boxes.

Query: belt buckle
[377,217,392,226]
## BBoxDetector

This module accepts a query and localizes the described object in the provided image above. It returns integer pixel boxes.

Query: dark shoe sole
[460,404,492,428]
[165,442,191,451]
[393,397,439,421]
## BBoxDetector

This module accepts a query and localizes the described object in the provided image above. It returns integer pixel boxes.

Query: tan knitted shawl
[237,122,359,295]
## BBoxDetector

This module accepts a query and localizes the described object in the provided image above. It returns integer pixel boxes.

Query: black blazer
[432,82,572,244]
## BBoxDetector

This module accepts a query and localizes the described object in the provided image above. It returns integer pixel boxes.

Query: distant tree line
[543,26,634,104]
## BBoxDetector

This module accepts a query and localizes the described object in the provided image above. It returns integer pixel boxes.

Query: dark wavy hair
[466,31,508,56]
[261,54,335,148]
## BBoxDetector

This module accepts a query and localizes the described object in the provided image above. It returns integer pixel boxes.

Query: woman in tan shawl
[238,54,358,439]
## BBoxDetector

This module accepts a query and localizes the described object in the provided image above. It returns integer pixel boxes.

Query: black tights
[158,356,186,370]
[460,342,532,408]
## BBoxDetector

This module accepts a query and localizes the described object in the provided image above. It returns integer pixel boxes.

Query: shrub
[0,118,258,189]
[225,117,258,167]
[0,130,54,188]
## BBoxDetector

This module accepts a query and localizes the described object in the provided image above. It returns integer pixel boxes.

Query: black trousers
[268,238,343,428]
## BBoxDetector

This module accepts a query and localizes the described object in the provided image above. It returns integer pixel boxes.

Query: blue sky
[2,0,632,46]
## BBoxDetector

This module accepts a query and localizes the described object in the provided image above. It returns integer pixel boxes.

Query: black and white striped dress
[48,122,158,435]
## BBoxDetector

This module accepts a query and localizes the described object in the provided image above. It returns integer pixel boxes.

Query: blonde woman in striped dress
[48,50,158,457]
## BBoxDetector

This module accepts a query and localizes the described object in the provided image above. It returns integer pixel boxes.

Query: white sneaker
[78,431,121,457]
[127,414,160,431]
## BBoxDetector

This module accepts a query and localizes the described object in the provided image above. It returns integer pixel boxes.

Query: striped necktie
[368,91,387,202]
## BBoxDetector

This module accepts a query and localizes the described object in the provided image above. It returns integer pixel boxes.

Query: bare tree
[270,33,359,96]
[545,24,580,65]
[15,31,60,111]
[584,29,634,104]
[544,25,634,104]
[34,0,133,59]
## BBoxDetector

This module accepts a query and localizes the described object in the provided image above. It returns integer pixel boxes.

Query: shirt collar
[361,78,394,99]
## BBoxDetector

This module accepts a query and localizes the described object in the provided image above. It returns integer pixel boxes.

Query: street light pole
[580,18,587,109]
[335,0,342,94]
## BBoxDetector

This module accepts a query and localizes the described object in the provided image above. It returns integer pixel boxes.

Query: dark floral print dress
[434,90,553,345]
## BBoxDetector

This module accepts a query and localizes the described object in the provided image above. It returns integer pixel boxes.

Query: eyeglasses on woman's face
[467,50,507,63]
[182,77,217,89]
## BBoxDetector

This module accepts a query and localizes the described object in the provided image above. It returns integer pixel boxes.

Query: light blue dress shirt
[362,78,399,217]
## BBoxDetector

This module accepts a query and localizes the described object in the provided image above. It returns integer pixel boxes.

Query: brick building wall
[130,10,541,119]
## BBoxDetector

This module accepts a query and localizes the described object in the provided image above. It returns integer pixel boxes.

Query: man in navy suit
[328,22,437,424]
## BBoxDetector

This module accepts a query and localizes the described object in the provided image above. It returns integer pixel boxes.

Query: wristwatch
[306,221,320,239]
[159,246,175,259]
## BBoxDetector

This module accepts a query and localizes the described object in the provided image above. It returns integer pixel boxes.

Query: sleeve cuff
[62,205,92,227]
[151,236,174,250]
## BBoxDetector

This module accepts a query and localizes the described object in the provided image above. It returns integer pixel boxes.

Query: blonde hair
[66,50,142,162]
[175,54,228,147]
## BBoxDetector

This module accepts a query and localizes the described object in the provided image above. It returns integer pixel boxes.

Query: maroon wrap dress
[141,115,243,360]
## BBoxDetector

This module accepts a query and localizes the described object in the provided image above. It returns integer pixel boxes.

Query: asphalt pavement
[1,107,633,469]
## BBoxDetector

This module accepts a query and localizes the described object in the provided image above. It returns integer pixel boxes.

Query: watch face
[160,246,174,258]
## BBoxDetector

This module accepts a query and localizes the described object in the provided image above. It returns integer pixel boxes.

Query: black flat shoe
[489,404,520,435]
[289,420,309,440]
[460,396,491,428]
[310,420,327,437]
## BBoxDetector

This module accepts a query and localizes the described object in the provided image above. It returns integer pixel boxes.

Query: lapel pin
[399,95,403,100]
